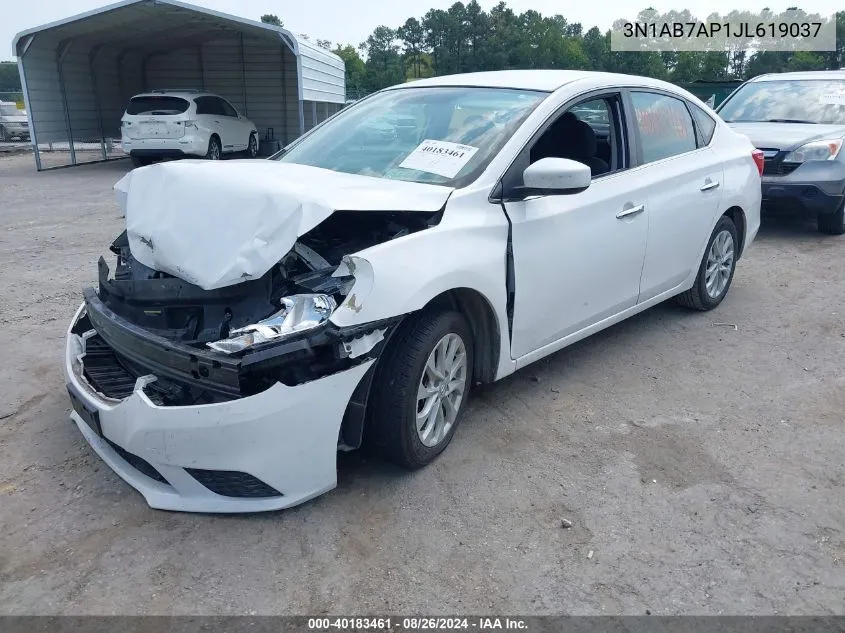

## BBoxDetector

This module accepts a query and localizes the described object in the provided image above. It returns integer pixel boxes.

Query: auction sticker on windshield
[399,139,479,178]
[819,92,845,106]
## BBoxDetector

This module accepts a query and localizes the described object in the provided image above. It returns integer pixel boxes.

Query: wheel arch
[338,286,501,451]
[723,206,746,259]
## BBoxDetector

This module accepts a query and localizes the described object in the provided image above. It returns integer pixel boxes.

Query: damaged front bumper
[64,299,383,513]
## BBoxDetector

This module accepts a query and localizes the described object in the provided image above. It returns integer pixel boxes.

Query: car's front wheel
[676,215,738,311]
[205,135,221,160]
[817,200,845,235]
[369,310,473,469]
[247,133,258,158]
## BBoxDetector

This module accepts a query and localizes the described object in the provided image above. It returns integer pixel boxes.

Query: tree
[334,44,367,99]
[347,3,844,98]
[582,26,608,71]
[316,39,333,50]
[0,62,22,94]
[398,18,425,78]
[363,26,405,91]
[259,14,283,27]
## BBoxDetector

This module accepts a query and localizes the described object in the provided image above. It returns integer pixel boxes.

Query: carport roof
[12,0,343,73]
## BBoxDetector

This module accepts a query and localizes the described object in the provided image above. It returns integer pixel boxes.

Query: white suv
[121,90,259,167]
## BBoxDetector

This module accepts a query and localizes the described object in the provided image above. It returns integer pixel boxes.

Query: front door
[502,93,649,360]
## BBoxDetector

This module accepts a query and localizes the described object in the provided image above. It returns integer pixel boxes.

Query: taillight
[184,120,198,129]
[752,149,765,177]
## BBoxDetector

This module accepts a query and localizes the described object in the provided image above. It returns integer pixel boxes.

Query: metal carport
[12,0,345,170]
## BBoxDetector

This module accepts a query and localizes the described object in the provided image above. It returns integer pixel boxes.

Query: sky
[5,0,843,61]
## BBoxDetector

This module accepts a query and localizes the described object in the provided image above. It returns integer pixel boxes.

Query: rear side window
[195,97,220,115]
[218,98,238,117]
[126,96,190,115]
[631,91,697,164]
[689,103,717,146]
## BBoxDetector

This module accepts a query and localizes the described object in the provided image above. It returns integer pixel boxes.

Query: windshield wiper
[725,119,818,124]
[764,118,817,124]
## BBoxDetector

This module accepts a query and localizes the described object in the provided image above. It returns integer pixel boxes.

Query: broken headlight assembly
[207,293,337,354]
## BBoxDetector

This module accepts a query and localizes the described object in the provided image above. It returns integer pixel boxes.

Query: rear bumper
[65,303,374,513]
[122,134,207,157]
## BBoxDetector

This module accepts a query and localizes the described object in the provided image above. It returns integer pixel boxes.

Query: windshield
[274,87,547,187]
[718,79,845,125]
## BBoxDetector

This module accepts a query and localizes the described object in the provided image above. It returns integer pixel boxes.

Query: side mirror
[522,157,591,194]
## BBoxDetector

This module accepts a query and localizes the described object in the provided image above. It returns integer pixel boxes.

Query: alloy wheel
[415,333,468,448]
[704,229,734,299]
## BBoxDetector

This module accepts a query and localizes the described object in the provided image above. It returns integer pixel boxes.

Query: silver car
[0,101,30,141]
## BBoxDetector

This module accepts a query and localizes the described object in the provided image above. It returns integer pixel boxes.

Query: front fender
[328,208,515,380]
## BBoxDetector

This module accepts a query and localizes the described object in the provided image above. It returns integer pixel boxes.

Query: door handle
[616,204,645,219]
[700,180,720,191]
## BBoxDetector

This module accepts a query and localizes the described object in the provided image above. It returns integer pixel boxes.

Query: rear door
[629,91,725,302]
[219,98,251,151]
[214,97,244,152]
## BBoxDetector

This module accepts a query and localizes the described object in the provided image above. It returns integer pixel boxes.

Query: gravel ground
[0,152,843,615]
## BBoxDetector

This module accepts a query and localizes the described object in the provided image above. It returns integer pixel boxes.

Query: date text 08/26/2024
[307,617,529,630]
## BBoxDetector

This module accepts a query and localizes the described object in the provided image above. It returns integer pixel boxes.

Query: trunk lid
[122,95,191,140]
[122,115,187,140]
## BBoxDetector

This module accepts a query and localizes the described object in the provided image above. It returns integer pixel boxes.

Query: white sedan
[65,70,762,512]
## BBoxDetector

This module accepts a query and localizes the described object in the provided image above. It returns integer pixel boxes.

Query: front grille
[104,438,170,485]
[82,335,166,404]
[83,335,140,399]
[185,468,282,498]
[763,160,800,176]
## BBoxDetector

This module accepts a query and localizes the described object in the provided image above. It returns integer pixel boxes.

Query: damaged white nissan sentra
[65,70,762,512]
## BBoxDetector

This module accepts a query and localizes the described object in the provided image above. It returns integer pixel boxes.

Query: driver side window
[529,94,627,179]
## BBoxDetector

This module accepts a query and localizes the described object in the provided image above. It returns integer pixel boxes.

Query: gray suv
[717,71,845,234]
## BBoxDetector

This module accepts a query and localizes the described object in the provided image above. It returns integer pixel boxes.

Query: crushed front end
[64,211,437,512]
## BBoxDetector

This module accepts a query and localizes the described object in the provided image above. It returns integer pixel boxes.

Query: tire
[205,135,221,160]
[247,133,259,158]
[817,200,845,235]
[368,310,474,469]
[676,215,739,311]
[0,125,7,142]
[131,155,151,168]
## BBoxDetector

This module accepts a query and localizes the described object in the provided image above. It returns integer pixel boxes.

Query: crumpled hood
[114,159,453,290]
[726,122,845,151]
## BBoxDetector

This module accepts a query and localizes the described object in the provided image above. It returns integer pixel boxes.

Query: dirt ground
[0,152,843,616]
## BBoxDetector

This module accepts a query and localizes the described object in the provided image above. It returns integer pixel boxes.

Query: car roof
[130,90,215,99]
[748,70,845,82]
[391,70,684,93]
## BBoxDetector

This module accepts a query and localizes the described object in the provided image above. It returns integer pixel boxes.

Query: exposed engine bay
[78,210,439,409]
[98,210,439,345]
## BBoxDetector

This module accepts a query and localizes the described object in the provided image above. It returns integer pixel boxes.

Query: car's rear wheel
[676,215,738,311]
[368,310,473,469]
[817,200,845,235]
[247,133,258,158]
[0,125,7,142]
[205,135,221,160]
